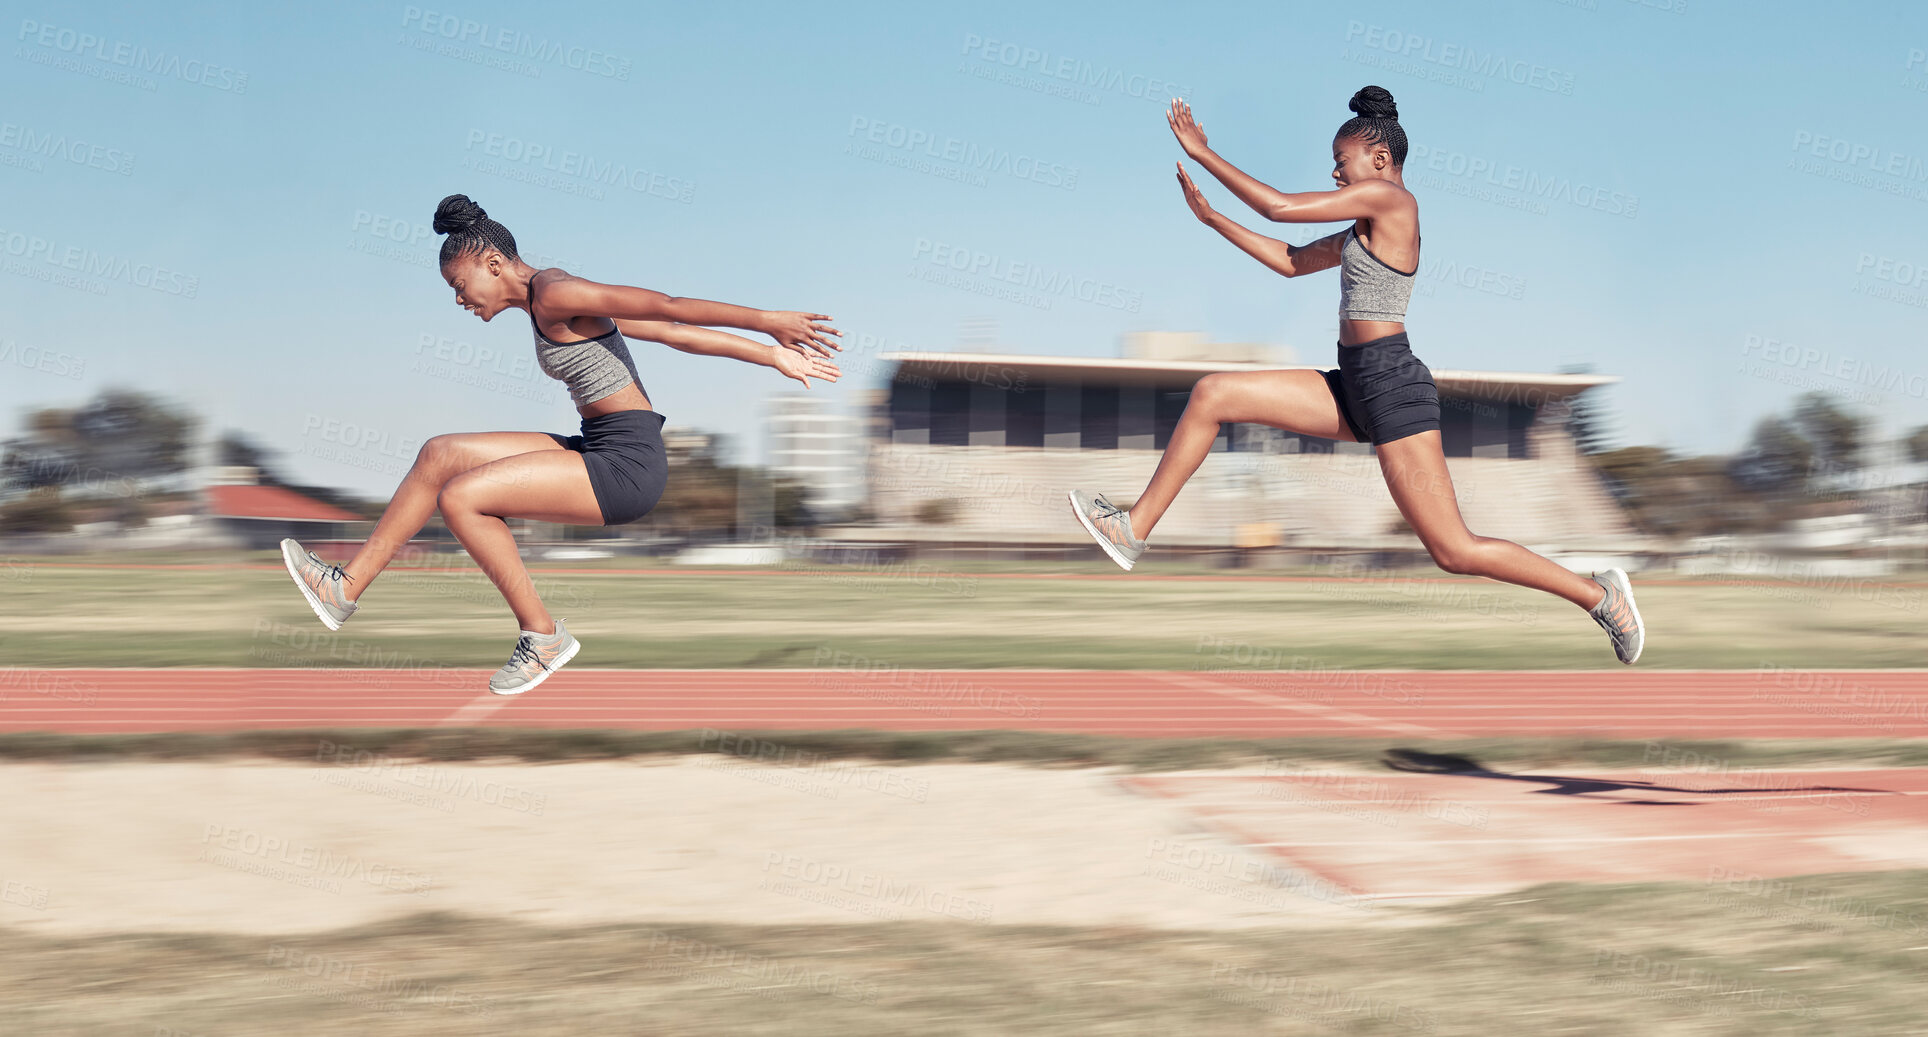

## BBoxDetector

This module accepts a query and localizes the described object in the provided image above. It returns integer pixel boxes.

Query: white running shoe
[1068,489,1148,571]
[489,618,582,695]
[1587,568,1645,665]
[280,538,359,631]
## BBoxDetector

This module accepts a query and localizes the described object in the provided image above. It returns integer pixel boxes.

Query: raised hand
[773,347,841,389]
[1175,162,1216,224]
[1166,98,1209,157]
[764,311,843,358]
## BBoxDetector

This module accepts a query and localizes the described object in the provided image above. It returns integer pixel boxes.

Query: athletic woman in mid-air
[280,194,843,694]
[1068,86,1644,664]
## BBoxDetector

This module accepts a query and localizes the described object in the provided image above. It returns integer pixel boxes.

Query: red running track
[2,668,1927,737]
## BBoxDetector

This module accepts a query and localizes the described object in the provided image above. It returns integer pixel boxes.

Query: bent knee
[1188,373,1231,414]
[416,434,467,481]
[436,478,477,515]
[1429,539,1480,575]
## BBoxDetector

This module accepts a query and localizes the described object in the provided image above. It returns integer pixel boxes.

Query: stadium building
[861,332,1649,565]
[765,393,865,520]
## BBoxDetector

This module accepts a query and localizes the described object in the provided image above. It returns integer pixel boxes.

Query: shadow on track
[1378,748,1898,805]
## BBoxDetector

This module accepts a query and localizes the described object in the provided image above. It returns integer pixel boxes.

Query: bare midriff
[1339,317,1405,346]
[579,381,653,417]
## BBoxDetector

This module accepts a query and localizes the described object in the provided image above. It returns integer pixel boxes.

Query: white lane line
[1155,672,1443,736]
[438,694,513,727]
[1256,832,1799,846]
[1154,791,1924,808]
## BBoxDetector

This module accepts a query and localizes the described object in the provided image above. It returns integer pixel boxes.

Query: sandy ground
[0,758,1394,936]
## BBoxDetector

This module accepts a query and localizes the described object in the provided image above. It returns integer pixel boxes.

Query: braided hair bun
[433,193,521,267]
[432,194,489,235]
[1348,86,1398,122]
[1336,86,1408,168]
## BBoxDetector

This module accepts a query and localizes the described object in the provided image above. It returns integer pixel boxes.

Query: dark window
[969,383,1007,442]
[929,380,971,446]
[1080,384,1118,450]
[1044,382,1081,445]
[1154,387,1190,450]
[1440,394,1473,457]
[1507,401,1536,459]
[1007,381,1045,447]
[889,379,929,439]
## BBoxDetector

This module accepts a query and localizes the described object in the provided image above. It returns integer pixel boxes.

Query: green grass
[2,551,1924,669]
[4,729,1928,773]
[5,872,1926,1034]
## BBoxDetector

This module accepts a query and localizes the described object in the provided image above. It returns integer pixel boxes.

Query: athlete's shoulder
[1349,178,1415,206]
[531,268,611,307]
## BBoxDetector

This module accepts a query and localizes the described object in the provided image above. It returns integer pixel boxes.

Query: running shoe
[1587,567,1645,665]
[489,618,581,696]
[280,538,359,631]
[1068,489,1147,571]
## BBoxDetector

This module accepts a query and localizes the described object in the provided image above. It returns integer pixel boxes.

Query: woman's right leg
[340,431,572,595]
[1128,369,1358,538]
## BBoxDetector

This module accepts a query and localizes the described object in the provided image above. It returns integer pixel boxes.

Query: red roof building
[200,480,367,550]
[204,484,362,522]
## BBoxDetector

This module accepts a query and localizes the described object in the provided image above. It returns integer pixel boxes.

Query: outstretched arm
[538,272,843,357]
[1174,164,1346,278]
[1167,98,1400,224]
[614,320,841,388]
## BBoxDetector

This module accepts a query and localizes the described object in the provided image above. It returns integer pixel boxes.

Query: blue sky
[3,0,1925,496]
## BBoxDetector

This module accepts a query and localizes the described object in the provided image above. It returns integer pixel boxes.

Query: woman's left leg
[1373,431,1604,610]
[436,449,604,634]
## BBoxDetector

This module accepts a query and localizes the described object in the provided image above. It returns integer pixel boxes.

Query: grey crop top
[1337,225,1418,323]
[526,274,649,407]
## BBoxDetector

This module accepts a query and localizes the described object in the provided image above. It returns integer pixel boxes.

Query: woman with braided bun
[279,193,845,694]
[1069,86,1645,664]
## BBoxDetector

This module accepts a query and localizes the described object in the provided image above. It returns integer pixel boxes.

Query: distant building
[862,332,1650,562]
[662,427,718,460]
[202,466,365,550]
[765,393,865,519]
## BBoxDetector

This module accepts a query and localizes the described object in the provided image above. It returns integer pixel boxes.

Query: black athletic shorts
[544,409,669,526]
[1321,330,1441,446]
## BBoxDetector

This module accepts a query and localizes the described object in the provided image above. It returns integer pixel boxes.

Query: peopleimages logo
[399,6,631,80]
[1406,142,1638,218]
[463,129,694,203]
[0,121,134,175]
[0,227,199,297]
[15,18,249,92]
[957,32,1190,105]
[846,117,1079,190]
[1343,21,1576,95]
[910,237,1142,313]
[1790,131,1927,181]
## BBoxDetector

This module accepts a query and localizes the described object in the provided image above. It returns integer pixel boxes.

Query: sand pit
[0,757,1391,936]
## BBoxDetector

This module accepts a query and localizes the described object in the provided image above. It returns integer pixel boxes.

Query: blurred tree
[1905,424,1928,464]
[0,487,74,533]
[1727,416,1814,493]
[73,388,197,475]
[3,387,196,492]
[643,433,738,537]
[634,432,823,537]
[1592,445,1782,538]
[1790,392,1865,470]
[216,429,277,469]
[771,477,815,529]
